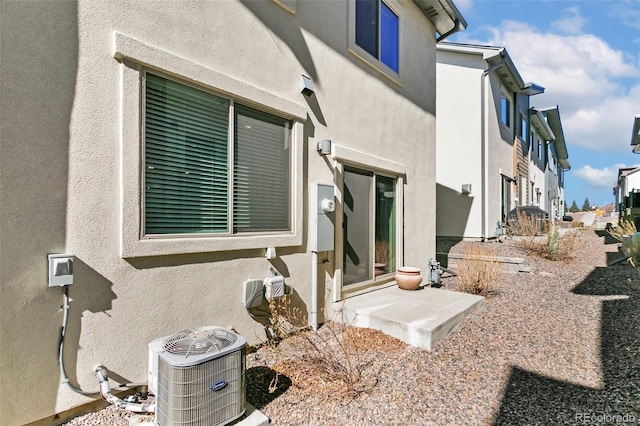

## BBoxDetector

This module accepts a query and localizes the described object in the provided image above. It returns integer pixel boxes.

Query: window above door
[349,0,401,81]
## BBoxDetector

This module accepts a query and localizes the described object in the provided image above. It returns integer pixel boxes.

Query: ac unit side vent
[156,348,246,426]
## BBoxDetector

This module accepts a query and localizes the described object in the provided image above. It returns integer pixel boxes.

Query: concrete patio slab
[335,284,485,351]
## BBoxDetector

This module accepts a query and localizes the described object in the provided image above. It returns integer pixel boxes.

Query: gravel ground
[65,229,639,425]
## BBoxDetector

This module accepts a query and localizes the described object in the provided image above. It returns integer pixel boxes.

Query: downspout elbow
[436,19,461,43]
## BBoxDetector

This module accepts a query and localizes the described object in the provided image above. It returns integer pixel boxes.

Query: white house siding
[435,51,484,238]
[436,46,517,240]
[624,169,640,197]
[0,0,440,423]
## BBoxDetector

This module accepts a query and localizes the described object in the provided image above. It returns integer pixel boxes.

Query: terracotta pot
[395,266,422,290]
[374,262,387,276]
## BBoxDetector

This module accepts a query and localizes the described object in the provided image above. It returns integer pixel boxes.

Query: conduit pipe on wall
[480,56,506,241]
[59,286,145,396]
[95,365,155,413]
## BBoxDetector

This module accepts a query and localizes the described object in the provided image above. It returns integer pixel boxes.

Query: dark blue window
[356,0,399,73]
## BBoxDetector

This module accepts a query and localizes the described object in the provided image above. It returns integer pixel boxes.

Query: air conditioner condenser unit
[148,326,247,426]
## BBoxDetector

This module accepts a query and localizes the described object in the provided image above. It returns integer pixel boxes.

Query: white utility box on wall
[309,183,335,252]
[48,254,74,287]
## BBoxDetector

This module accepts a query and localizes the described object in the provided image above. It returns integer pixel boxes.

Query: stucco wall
[435,51,483,238]
[436,48,517,239]
[1,0,438,423]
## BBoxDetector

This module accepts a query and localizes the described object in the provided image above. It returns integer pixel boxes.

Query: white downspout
[481,57,506,241]
[311,250,318,331]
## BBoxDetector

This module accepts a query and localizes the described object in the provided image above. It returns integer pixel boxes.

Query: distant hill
[599,202,616,215]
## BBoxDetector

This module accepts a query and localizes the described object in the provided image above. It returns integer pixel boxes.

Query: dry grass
[607,220,637,242]
[507,209,544,237]
[520,228,582,261]
[455,243,503,296]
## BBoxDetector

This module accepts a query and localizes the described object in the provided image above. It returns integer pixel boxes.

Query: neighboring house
[435,42,544,240]
[532,106,571,220]
[614,167,640,227]
[630,114,640,153]
[620,115,640,225]
[529,108,554,210]
[0,0,466,423]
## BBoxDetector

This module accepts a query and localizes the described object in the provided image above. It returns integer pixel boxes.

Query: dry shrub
[526,228,582,261]
[607,220,637,242]
[455,243,503,296]
[266,298,396,401]
[508,210,548,253]
[507,209,543,237]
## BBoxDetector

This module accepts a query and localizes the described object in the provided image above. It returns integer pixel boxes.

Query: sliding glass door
[343,168,396,286]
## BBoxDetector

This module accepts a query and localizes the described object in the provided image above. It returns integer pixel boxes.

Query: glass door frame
[332,163,403,301]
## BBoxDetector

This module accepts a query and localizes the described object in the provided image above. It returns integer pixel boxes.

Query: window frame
[141,70,293,237]
[348,0,401,83]
[520,113,527,141]
[115,33,305,258]
[500,92,512,128]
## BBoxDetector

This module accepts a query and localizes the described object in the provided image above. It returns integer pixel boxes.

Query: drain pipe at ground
[94,365,155,413]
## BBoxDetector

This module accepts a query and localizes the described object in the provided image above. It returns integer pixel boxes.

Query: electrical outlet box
[309,183,335,252]
[243,279,264,308]
[48,254,74,287]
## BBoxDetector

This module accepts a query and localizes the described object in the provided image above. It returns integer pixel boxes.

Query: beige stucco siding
[1,1,439,423]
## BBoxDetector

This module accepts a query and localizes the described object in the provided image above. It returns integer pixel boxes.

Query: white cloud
[611,0,640,30]
[551,6,586,35]
[456,12,640,153]
[572,163,640,189]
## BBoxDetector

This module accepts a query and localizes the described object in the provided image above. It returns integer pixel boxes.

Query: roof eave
[413,0,467,41]
[537,106,570,161]
[530,109,555,141]
[485,49,526,92]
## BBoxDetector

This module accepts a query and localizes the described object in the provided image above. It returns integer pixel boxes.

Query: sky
[448,0,640,208]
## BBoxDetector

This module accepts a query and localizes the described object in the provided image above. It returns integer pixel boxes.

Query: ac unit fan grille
[163,327,238,356]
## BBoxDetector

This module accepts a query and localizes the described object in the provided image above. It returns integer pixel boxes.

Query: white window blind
[144,72,291,236]
[234,105,290,232]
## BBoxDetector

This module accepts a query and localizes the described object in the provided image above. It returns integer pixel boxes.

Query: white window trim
[347,0,403,86]
[114,32,305,258]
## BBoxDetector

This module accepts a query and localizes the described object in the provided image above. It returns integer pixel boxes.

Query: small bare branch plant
[265,296,383,401]
[455,243,503,296]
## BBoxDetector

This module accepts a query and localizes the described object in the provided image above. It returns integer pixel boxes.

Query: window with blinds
[144,72,291,236]
[355,0,399,73]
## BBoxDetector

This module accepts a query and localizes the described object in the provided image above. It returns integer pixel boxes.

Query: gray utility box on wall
[310,183,335,252]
